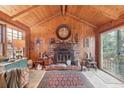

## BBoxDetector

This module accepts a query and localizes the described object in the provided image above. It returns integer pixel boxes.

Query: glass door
[101,29,124,82]
[101,31,118,73]
[118,29,124,77]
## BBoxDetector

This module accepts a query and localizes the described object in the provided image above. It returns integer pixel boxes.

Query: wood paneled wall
[30,16,95,61]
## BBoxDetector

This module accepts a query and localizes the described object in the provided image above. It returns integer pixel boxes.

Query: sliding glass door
[101,28,124,81]
[118,29,124,76]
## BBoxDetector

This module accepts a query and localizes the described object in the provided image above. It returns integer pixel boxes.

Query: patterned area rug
[38,71,94,88]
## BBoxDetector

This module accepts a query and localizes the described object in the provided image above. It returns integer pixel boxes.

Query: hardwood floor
[82,69,124,88]
[28,69,46,88]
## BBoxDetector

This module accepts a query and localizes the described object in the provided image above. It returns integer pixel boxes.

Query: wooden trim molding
[11,6,39,20]
[92,6,119,20]
[61,5,67,16]
[95,31,100,68]
[97,18,124,33]
[25,30,31,58]
[119,13,124,19]
[66,13,97,28]
[31,13,61,28]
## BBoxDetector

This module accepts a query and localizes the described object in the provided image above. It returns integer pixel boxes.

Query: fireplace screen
[54,48,74,63]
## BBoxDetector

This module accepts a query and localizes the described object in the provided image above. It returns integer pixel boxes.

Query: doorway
[101,28,124,82]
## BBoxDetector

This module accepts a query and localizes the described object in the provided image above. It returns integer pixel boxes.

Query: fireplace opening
[54,44,74,63]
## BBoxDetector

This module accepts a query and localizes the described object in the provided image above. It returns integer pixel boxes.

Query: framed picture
[86,38,89,48]
[83,38,89,48]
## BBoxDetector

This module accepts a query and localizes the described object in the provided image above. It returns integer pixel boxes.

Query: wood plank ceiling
[0,5,124,29]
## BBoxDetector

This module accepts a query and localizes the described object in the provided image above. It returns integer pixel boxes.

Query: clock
[56,24,71,40]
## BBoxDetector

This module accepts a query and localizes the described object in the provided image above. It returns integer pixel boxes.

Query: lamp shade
[13,39,25,48]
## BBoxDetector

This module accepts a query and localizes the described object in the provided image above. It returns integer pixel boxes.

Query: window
[18,32,23,40]
[7,28,12,43]
[13,30,18,39]
[7,28,13,58]
[101,29,124,82]
[7,27,24,58]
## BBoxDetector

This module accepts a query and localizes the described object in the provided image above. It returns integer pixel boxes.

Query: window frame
[7,27,24,58]
[0,24,4,56]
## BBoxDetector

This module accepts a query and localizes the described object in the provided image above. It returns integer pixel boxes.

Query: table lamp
[13,39,25,59]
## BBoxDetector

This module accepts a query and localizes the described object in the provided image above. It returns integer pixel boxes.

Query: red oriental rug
[38,71,94,88]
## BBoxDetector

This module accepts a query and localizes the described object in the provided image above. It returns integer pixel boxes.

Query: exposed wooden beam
[92,6,119,20]
[11,5,39,20]
[31,13,61,28]
[101,11,118,20]
[66,13,97,28]
[0,11,30,31]
[119,13,124,19]
[97,18,124,33]
[61,5,67,15]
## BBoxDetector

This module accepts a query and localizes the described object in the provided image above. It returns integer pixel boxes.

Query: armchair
[86,57,97,70]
